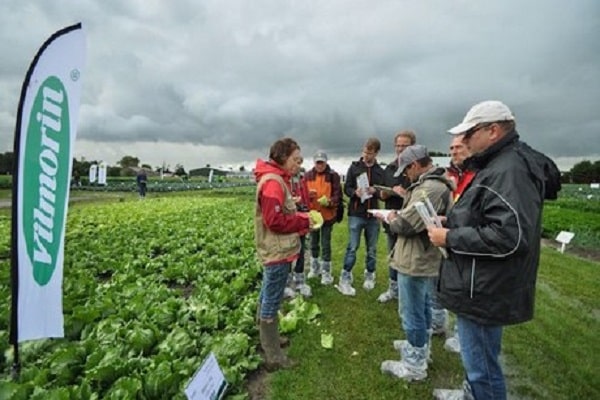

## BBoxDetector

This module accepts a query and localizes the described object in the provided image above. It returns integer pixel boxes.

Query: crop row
[0,196,264,399]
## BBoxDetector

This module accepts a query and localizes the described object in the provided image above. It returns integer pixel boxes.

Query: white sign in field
[555,231,575,254]
[185,352,228,400]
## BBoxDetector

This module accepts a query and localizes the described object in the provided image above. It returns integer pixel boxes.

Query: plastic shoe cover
[380,360,427,381]
[335,280,356,296]
[363,272,376,291]
[320,271,334,285]
[431,308,448,336]
[296,283,312,298]
[307,258,321,279]
[444,336,460,353]
[393,340,432,363]
[341,270,353,283]
[294,272,306,286]
[377,286,397,302]
[433,389,465,400]
[283,287,296,299]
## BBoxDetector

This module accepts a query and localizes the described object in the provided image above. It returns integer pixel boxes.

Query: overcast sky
[1,0,598,172]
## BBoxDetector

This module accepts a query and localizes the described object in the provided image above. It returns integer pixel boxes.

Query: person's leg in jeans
[457,316,506,400]
[342,216,365,274]
[380,273,432,380]
[259,262,294,369]
[378,230,399,302]
[364,217,380,273]
[398,274,433,348]
[259,263,291,320]
[339,216,364,294]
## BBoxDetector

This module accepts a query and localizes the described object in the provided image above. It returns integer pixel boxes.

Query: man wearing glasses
[428,101,545,400]
[377,130,415,303]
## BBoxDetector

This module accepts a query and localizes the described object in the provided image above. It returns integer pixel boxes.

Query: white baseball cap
[448,100,515,135]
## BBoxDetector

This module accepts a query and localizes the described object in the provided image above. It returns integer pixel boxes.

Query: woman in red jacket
[254,137,314,370]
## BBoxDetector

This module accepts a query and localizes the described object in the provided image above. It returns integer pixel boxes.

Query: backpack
[516,141,562,200]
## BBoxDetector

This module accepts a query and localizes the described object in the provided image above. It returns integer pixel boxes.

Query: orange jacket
[302,166,342,224]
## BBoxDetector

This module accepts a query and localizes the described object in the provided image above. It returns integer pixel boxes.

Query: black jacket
[344,158,385,218]
[383,159,410,210]
[438,130,545,326]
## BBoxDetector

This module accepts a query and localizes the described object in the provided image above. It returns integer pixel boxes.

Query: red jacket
[446,163,476,202]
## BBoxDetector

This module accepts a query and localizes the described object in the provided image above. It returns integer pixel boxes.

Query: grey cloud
[1,0,599,169]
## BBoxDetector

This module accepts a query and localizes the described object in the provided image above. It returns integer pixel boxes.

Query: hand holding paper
[413,200,448,258]
[356,172,372,203]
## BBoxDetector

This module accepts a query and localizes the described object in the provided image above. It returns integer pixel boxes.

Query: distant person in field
[337,137,385,296]
[375,145,453,382]
[254,137,319,370]
[136,169,147,198]
[429,101,546,400]
[302,150,343,286]
[377,130,415,303]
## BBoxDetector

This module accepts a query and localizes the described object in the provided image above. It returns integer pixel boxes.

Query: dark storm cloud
[1,0,598,168]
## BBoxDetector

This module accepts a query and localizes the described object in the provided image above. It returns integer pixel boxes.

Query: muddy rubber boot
[259,319,295,371]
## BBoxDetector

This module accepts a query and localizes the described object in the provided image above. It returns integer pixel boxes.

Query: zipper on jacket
[470,258,475,299]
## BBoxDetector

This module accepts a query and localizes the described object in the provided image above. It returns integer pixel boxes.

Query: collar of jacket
[407,166,447,190]
[464,129,520,170]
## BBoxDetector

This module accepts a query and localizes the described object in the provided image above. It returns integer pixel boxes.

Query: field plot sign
[555,231,575,254]
[591,183,599,189]
[185,352,228,400]
[89,163,97,183]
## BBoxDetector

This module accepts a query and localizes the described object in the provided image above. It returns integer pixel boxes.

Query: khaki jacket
[255,173,301,264]
[388,167,453,276]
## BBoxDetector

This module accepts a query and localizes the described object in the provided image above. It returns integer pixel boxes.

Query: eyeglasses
[464,123,493,140]
[395,143,410,148]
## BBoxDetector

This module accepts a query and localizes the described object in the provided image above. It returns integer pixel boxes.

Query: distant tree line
[0,151,599,184]
[0,152,188,179]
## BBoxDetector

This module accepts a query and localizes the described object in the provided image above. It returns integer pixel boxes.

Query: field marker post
[555,231,575,254]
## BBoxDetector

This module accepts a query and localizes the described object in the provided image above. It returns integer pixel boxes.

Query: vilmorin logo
[23,76,70,286]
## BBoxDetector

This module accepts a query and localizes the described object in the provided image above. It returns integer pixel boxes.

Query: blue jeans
[457,316,506,400]
[342,216,380,273]
[310,223,333,262]
[294,236,307,273]
[386,231,398,282]
[397,273,435,347]
[259,263,291,319]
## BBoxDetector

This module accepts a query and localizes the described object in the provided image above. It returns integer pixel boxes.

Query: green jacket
[388,167,453,277]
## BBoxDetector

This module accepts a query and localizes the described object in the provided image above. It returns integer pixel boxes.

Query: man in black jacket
[377,130,415,303]
[428,101,545,400]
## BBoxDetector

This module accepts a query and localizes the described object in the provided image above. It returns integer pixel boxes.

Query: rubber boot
[259,319,295,371]
[256,304,289,347]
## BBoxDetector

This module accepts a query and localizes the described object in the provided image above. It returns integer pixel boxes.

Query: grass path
[262,227,600,400]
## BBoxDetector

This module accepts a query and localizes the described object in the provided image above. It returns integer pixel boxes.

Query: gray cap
[394,144,429,177]
[313,150,328,162]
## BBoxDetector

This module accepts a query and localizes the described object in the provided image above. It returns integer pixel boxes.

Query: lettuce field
[0,184,598,399]
[0,195,275,399]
